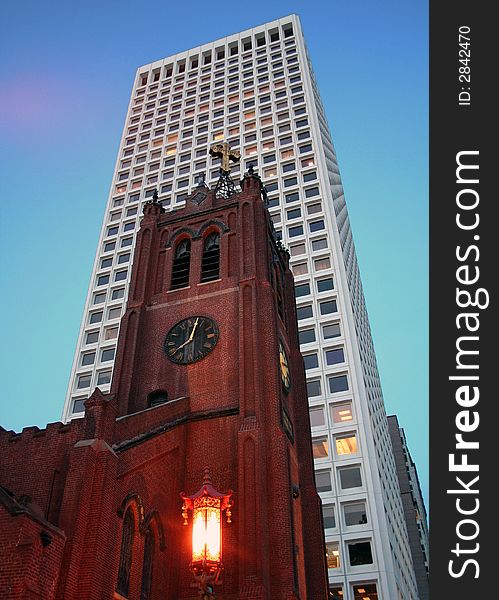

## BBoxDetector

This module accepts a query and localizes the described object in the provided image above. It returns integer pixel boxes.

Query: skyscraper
[388,415,430,600]
[62,14,419,599]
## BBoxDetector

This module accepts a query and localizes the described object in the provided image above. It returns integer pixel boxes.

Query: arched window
[117,507,135,597]
[200,232,220,282]
[140,527,155,600]
[171,239,191,289]
[148,390,168,408]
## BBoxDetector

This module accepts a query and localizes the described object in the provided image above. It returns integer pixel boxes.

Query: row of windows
[119,121,311,184]
[299,322,342,346]
[131,76,302,131]
[127,103,308,161]
[329,582,378,600]
[291,255,331,277]
[272,200,324,226]
[132,64,302,122]
[316,463,363,494]
[84,323,119,346]
[310,400,353,429]
[306,373,349,399]
[130,89,305,137]
[115,132,313,196]
[296,276,334,297]
[76,350,115,392]
[304,346,346,371]
[313,430,359,460]
[326,538,374,571]
[121,132,311,179]
[132,80,303,128]
[96,268,128,287]
[107,222,135,237]
[323,500,368,531]
[152,147,313,191]
[137,25,295,85]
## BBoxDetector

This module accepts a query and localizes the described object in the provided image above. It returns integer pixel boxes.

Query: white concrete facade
[62,15,419,600]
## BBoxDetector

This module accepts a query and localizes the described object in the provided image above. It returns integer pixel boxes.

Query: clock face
[279,341,291,393]
[164,316,219,364]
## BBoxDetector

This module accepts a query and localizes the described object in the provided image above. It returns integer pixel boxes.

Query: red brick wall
[0,506,65,599]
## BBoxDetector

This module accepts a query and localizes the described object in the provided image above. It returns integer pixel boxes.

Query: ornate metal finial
[210,142,240,173]
[202,467,212,485]
[152,189,159,203]
[196,172,207,187]
[247,163,255,175]
[210,142,241,199]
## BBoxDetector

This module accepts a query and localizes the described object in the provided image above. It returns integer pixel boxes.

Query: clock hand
[189,317,199,341]
[175,318,200,351]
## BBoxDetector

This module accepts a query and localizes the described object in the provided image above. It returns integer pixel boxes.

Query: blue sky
[0,1,428,504]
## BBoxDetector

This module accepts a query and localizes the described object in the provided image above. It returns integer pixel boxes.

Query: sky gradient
[0,1,428,504]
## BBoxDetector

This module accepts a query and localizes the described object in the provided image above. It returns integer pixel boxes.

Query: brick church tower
[0,160,328,600]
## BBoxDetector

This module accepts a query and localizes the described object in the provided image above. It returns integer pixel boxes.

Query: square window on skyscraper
[335,433,358,456]
[338,466,362,490]
[344,502,368,526]
[303,353,319,370]
[323,323,341,340]
[289,225,304,238]
[114,270,127,282]
[348,541,373,566]
[290,243,305,256]
[101,348,115,363]
[319,300,337,316]
[326,348,345,366]
[77,374,91,389]
[331,402,353,424]
[97,275,110,287]
[322,504,336,529]
[315,470,332,493]
[312,238,327,251]
[312,436,329,458]
[325,542,340,569]
[85,331,99,345]
[297,304,313,320]
[295,283,310,298]
[93,292,106,305]
[81,352,95,367]
[309,406,325,427]
[329,374,349,394]
[317,278,334,292]
[306,379,322,397]
[315,258,331,271]
[111,288,125,301]
[287,207,301,220]
[108,307,121,320]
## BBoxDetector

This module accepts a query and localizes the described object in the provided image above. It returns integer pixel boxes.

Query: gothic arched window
[117,507,135,597]
[171,239,191,289]
[140,527,155,600]
[200,232,220,282]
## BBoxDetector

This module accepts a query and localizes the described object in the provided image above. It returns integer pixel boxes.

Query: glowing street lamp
[181,468,233,599]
